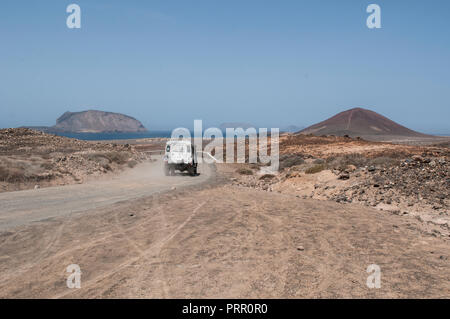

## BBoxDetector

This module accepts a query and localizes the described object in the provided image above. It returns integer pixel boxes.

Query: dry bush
[326,154,368,171]
[127,160,138,168]
[368,156,400,167]
[236,167,253,175]
[105,151,130,165]
[326,153,401,171]
[36,173,54,181]
[259,174,275,180]
[50,148,79,154]
[313,158,325,164]
[40,162,54,170]
[305,164,326,174]
[280,154,305,169]
[0,166,8,181]
[0,166,26,183]
[85,151,130,165]
[85,153,108,162]
[433,141,450,148]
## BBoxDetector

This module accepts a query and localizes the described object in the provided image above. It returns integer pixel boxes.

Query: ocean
[54,131,173,141]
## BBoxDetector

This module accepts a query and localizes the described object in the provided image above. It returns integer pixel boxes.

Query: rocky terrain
[225,134,450,238]
[0,128,150,192]
[27,110,148,133]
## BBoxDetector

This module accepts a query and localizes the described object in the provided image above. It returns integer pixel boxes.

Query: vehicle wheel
[169,167,175,176]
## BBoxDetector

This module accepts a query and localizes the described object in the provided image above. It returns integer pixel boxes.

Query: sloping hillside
[300,108,430,138]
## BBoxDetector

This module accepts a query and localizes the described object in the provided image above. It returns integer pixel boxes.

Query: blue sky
[0,0,449,133]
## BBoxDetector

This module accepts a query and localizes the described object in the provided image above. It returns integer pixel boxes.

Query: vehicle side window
[166,145,170,152]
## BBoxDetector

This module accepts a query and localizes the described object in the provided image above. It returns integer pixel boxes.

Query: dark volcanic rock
[338,172,350,180]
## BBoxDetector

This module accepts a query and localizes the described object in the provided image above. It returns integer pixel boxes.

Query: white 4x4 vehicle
[163,140,198,176]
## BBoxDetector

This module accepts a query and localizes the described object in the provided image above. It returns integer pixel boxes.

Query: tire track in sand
[53,201,207,299]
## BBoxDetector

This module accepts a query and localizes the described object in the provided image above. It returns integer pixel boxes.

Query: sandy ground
[0,160,449,298]
[0,158,211,231]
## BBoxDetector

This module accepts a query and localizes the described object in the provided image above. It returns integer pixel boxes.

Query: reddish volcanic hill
[299,108,430,139]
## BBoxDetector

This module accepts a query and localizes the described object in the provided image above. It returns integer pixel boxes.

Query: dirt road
[0,162,448,298]
[0,158,213,231]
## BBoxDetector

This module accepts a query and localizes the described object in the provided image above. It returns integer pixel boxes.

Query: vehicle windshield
[171,144,190,153]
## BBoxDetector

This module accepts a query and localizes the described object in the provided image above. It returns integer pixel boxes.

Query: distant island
[26,110,148,133]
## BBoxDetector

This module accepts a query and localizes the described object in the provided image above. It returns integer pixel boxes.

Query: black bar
[0,299,444,318]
